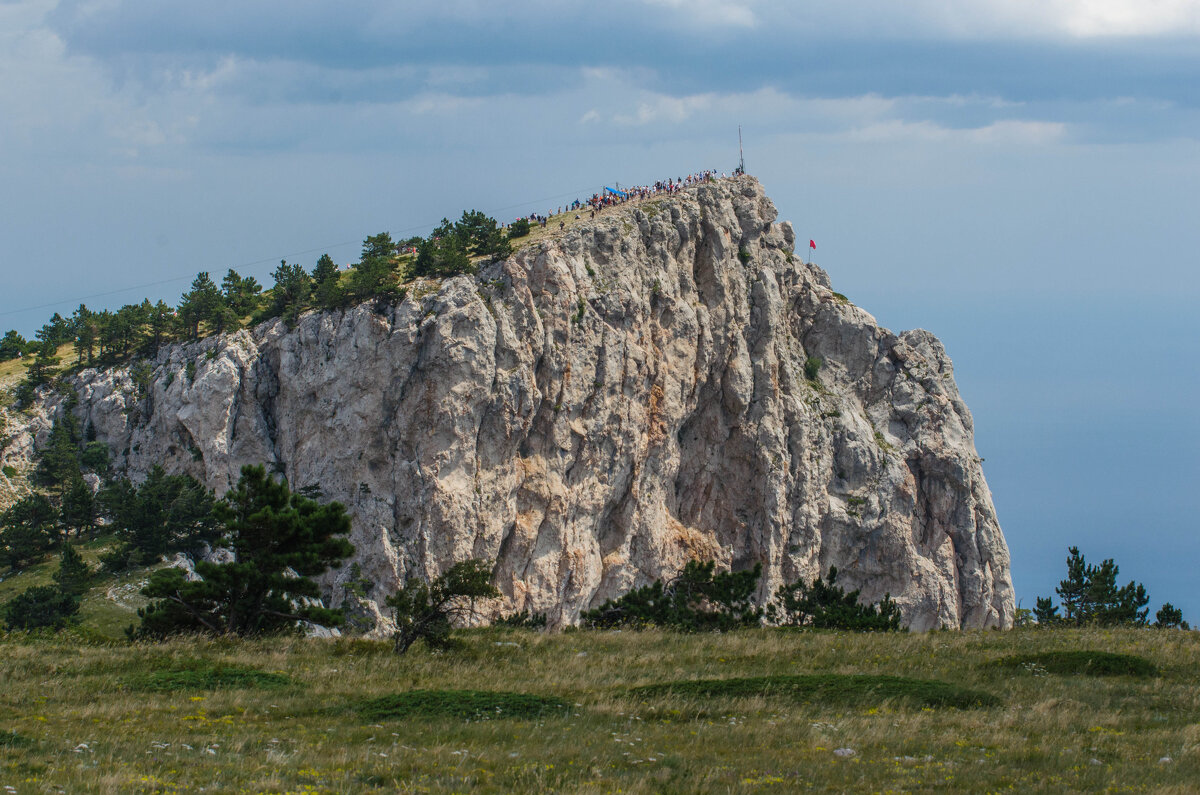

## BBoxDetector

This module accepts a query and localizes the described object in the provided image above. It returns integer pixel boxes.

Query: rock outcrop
[4,176,1013,629]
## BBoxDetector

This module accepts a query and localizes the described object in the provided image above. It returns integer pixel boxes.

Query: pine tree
[72,304,97,364]
[102,466,218,565]
[311,254,344,310]
[350,233,400,300]
[0,494,58,570]
[1055,546,1089,623]
[34,414,82,500]
[178,272,223,339]
[1033,596,1059,624]
[266,260,312,324]
[2,585,79,631]
[133,465,354,637]
[768,566,902,631]
[1154,602,1188,629]
[414,236,472,278]
[60,477,97,537]
[0,329,27,362]
[53,543,92,596]
[1041,547,1153,626]
[387,559,499,653]
[26,339,60,387]
[221,269,263,317]
[147,300,173,354]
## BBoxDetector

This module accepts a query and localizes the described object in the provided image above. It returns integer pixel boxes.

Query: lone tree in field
[133,465,354,638]
[387,559,499,654]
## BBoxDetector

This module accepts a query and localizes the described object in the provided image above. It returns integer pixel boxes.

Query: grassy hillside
[1,625,1197,792]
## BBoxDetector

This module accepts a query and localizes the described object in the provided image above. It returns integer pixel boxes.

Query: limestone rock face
[4,177,1013,629]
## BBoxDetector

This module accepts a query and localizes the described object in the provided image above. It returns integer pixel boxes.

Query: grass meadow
[2,624,1198,793]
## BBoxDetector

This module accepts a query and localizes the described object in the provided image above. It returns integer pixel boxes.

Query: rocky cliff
[3,176,1013,629]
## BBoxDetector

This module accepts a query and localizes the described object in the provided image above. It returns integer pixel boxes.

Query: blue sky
[2,0,1197,620]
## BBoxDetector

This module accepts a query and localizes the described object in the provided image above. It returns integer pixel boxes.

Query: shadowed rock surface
[3,176,1013,629]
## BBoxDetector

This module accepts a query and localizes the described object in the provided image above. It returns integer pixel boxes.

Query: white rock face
[3,177,1013,629]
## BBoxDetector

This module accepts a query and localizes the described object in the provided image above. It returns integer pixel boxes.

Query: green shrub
[633,674,999,709]
[359,690,570,721]
[129,663,291,692]
[53,543,92,596]
[387,559,499,653]
[0,731,33,748]
[582,560,762,631]
[994,651,1157,678]
[804,356,822,381]
[2,585,79,631]
[80,441,110,473]
[508,218,531,238]
[767,566,902,631]
[737,247,751,264]
[495,610,547,629]
[1155,602,1189,629]
[1,465,16,479]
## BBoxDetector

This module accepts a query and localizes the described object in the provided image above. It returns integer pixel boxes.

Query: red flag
[809,239,816,249]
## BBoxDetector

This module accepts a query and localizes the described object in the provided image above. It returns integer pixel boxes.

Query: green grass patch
[994,650,1158,677]
[358,689,572,721]
[633,673,1000,709]
[0,730,34,748]
[2,626,1197,791]
[127,661,291,692]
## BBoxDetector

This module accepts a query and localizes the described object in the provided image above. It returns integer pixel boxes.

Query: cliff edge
[4,176,1013,629]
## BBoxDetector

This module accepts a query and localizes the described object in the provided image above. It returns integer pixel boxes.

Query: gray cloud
[35,0,1198,113]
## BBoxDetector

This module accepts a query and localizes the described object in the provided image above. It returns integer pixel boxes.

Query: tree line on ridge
[2,210,521,406]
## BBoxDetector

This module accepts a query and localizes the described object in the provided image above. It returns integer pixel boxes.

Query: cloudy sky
[2,0,1198,619]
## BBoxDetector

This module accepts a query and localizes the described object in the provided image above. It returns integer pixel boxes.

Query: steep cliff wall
[5,177,1013,629]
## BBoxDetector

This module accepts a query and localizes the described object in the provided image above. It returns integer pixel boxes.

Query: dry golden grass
[1,626,1198,792]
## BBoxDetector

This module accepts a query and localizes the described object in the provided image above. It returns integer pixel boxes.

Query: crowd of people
[505,169,734,232]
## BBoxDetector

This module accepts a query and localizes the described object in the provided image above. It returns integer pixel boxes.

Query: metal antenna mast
[738,126,745,175]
